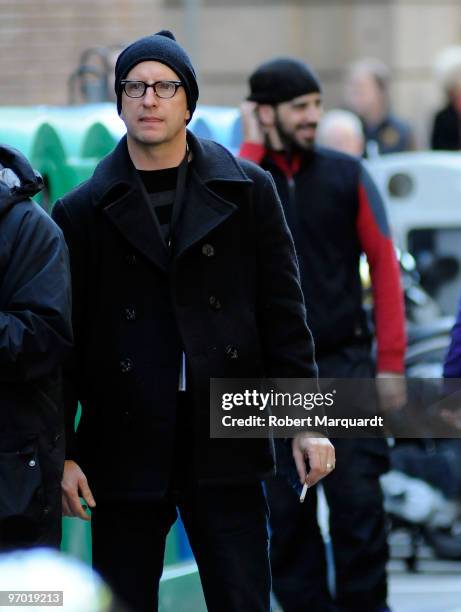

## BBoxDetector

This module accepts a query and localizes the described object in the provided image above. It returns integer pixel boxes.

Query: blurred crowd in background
[70,43,461,159]
[316,46,461,158]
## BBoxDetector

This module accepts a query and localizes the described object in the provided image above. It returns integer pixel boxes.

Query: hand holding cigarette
[292,432,336,495]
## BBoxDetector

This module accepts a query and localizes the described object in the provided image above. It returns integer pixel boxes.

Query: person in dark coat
[51,31,335,612]
[431,103,461,150]
[240,57,407,612]
[431,77,461,149]
[0,145,72,550]
[430,46,461,150]
[345,58,414,156]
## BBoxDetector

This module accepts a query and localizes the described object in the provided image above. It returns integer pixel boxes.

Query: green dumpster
[0,107,46,158]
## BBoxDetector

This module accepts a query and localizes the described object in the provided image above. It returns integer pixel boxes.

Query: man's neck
[127,133,188,170]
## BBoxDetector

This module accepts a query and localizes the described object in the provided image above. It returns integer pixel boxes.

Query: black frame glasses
[120,80,183,99]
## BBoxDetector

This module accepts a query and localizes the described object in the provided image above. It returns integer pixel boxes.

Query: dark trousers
[269,342,390,612]
[91,482,271,612]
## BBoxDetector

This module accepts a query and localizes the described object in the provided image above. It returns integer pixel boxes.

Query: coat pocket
[0,440,42,520]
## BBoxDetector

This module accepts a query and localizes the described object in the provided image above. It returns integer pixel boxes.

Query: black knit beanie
[248,57,321,105]
[114,30,199,120]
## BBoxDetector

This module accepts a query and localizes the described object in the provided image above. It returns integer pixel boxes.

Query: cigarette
[299,482,309,503]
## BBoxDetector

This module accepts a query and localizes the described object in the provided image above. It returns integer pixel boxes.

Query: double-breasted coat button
[225,345,239,359]
[126,253,137,266]
[209,295,221,310]
[125,307,136,321]
[202,243,215,257]
[122,410,132,423]
[120,358,134,373]
[28,459,36,468]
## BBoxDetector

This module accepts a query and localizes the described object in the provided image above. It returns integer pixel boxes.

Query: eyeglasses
[120,80,183,99]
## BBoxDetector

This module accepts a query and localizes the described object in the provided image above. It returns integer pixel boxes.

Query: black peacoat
[52,131,316,501]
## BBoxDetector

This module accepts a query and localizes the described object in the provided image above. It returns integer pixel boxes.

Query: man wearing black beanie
[52,34,334,612]
[114,29,199,120]
[240,58,406,612]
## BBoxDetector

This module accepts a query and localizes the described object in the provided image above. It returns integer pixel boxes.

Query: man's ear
[257,104,276,127]
[185,109,191,123]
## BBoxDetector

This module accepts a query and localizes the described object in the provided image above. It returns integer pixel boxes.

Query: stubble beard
[274,113,317,153]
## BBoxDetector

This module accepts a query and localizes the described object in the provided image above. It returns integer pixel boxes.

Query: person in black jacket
[431,48,461,150]
[0,145,72,550]
[431,103,461,150]
[51,31,335,612]
[345,58,414,156]
[240,57,406,612]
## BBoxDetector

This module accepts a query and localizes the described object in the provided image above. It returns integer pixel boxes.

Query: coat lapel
[173,168,237,260]
[91,137,169,273]
[172,132,253,260]
[103,186,169,272]
[90,133,254,269]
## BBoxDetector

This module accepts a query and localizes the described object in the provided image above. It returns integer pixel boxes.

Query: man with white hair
[316,109,365,156]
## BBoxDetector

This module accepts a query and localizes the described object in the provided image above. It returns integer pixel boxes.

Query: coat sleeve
[254,170,317,378]
[51,199,84,458]
[0,204,73,382]
[251,170,325,480]
[356,165,406,373]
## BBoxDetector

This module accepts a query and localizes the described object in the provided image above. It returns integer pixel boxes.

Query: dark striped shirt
[138,166,178,243]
